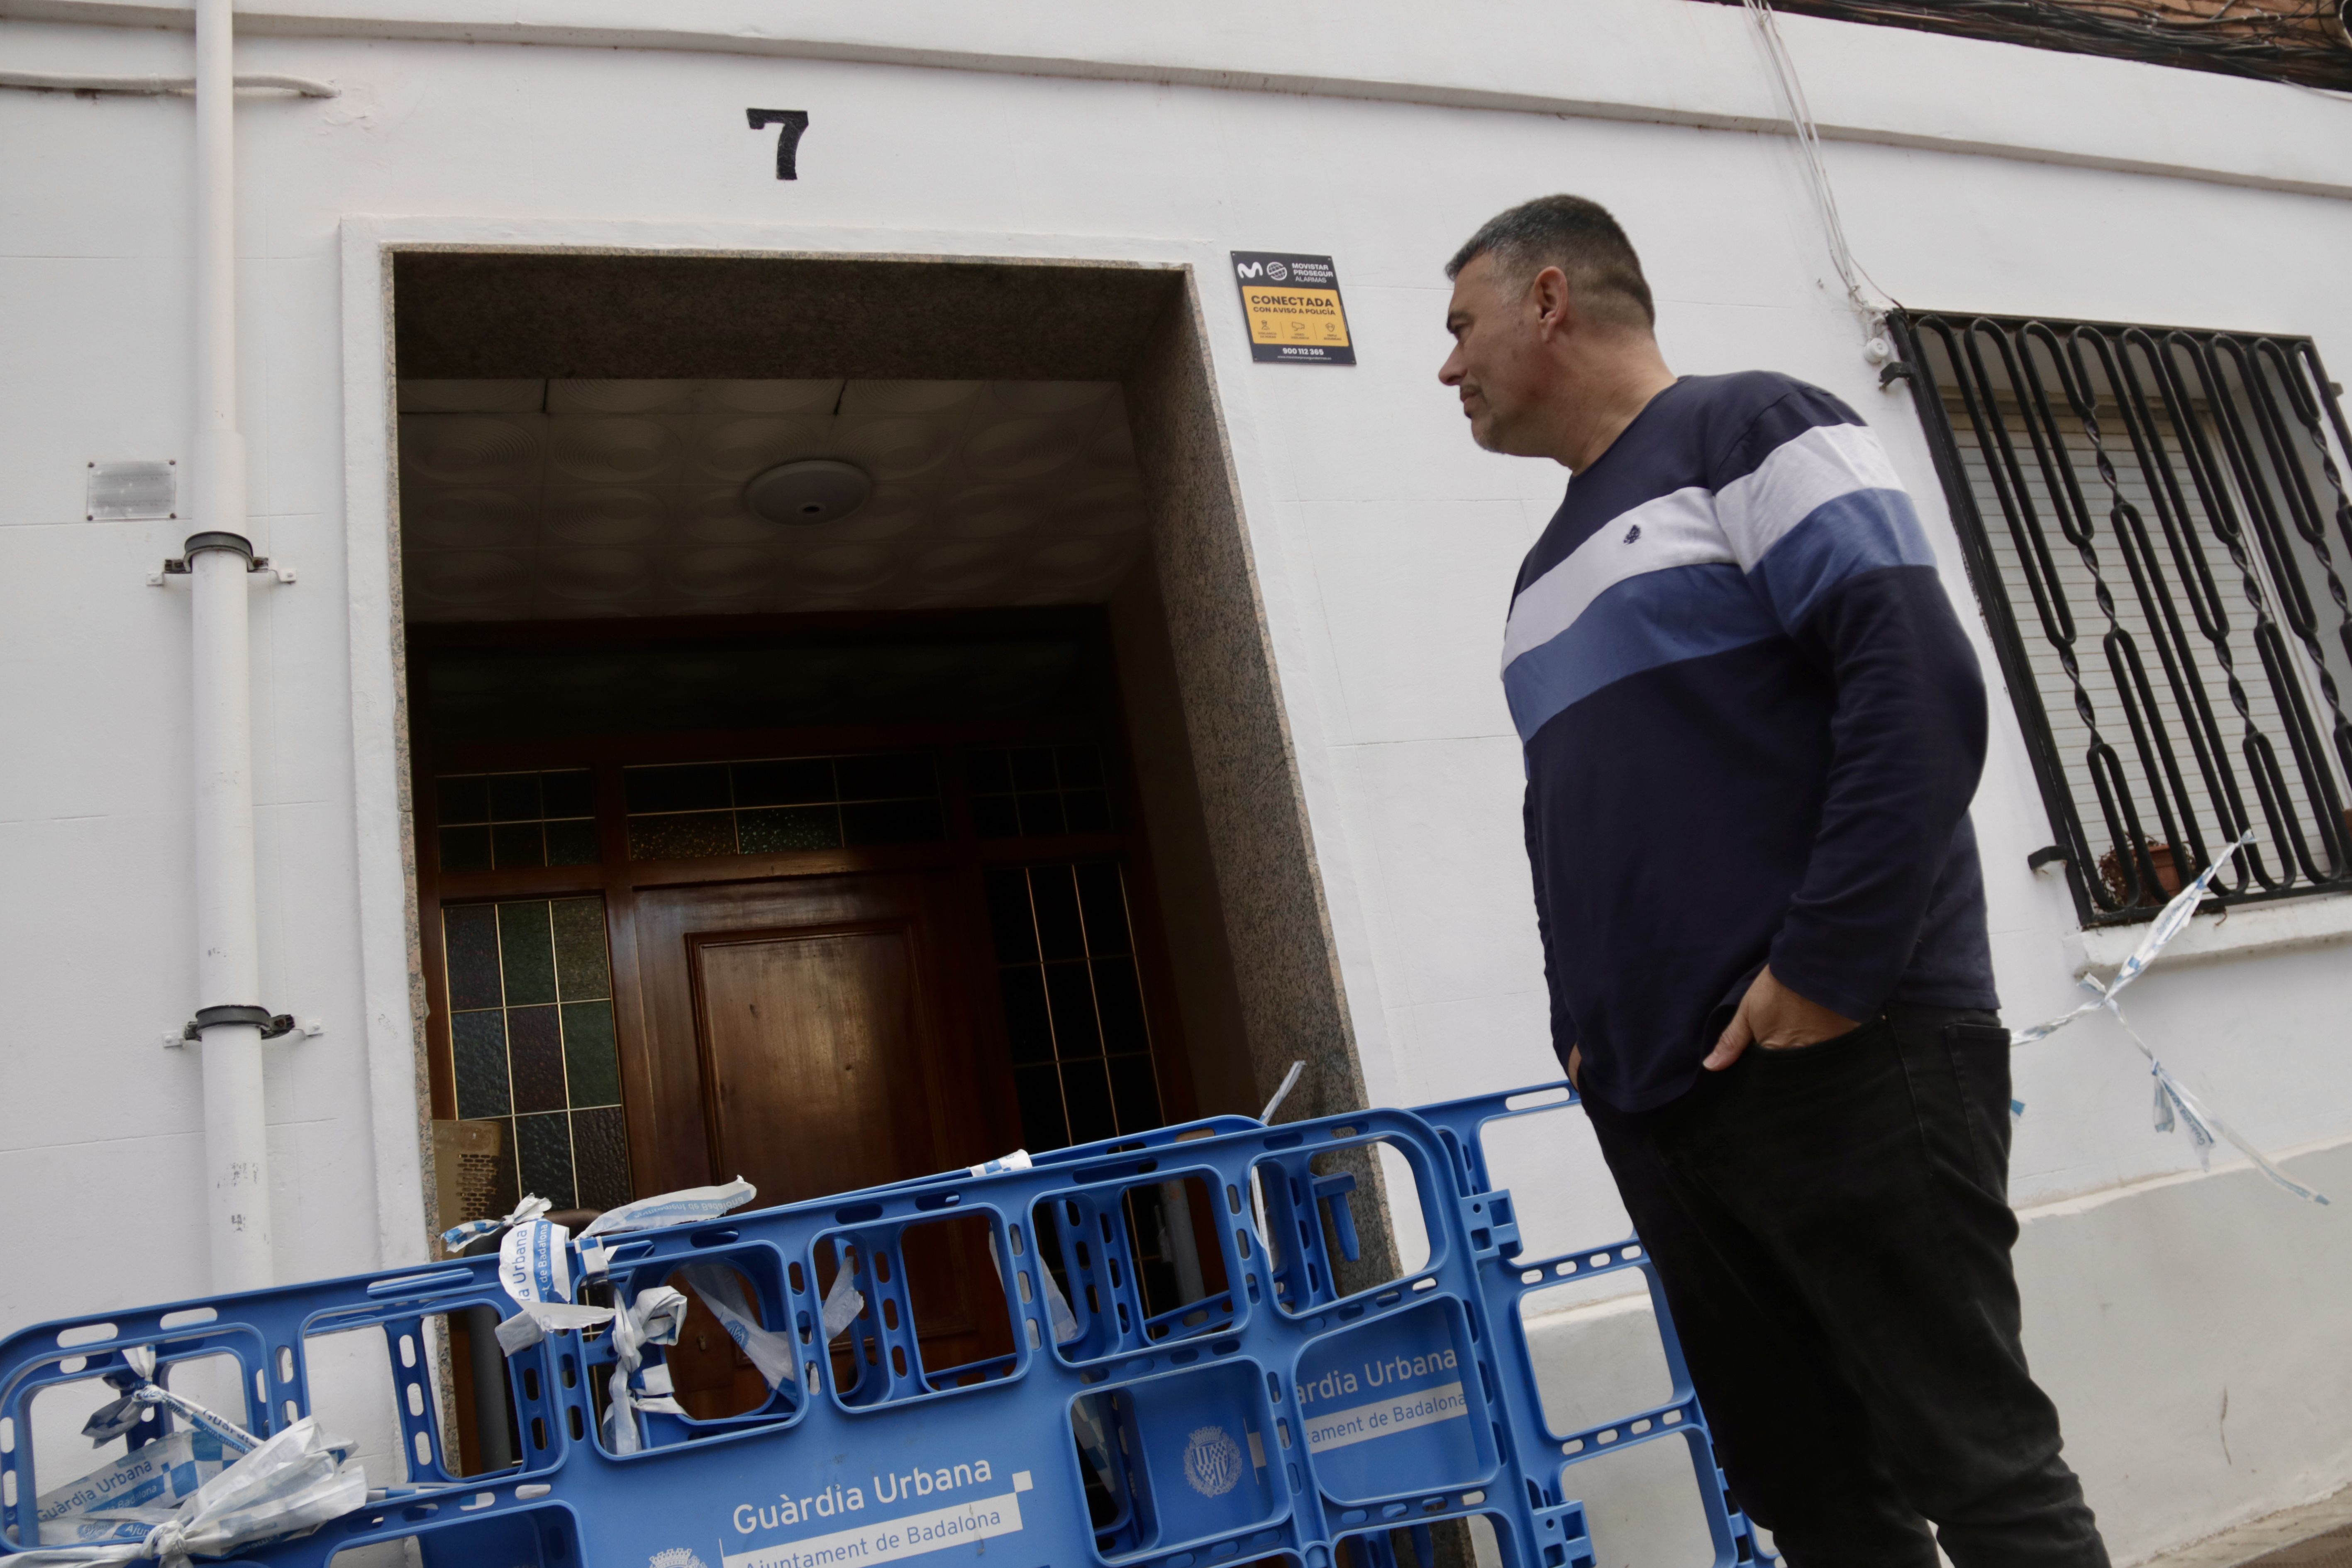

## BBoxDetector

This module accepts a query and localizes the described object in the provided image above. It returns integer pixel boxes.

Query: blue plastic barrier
[0,1084,1773,1567]
[1408,1088,1775,1568]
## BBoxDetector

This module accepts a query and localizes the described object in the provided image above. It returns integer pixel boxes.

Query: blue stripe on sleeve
[1748,488,1937,631]
[1707,380,1869,491]
[1503,561,1782,745]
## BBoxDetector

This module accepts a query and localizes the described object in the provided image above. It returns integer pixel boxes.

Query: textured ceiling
[391,254,1181,382]
[397,379,1148,622]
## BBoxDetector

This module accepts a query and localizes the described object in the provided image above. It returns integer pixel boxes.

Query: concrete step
[2140,1486,2352,1568]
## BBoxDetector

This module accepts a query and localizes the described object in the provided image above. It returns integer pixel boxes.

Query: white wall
[2,5,2348,1556]
[1509,1136,2352,1567]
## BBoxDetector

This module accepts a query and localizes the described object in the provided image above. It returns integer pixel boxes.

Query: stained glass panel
[439,826,493,874]
[561,1001,620,1107]
[507,1006,566,1114]
[739,806,841,854]
[516,1112,576,1211]
[491,822,545,869]
[966,746,1110,841]
[442,904,503,1012]
[627,811,736,861]
[624,752,942,862]
[440,895,631,1229]
[437,774,490,824]
[571,1107,632,1212]
[544,818,600,866]
[551,897,611,1000]
[452,1011,510,1120]
[496,903,557,1006]
[434,769,597,873]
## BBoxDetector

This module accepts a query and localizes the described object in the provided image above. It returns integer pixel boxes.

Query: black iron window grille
[1889,312,2352,926]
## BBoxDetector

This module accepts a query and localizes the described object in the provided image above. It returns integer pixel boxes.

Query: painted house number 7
[747,109,811,179]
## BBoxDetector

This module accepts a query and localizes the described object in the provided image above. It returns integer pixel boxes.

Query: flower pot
[2097,839,2183,909]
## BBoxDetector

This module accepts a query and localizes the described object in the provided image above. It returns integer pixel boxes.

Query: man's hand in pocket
[1704,966,1859,1071]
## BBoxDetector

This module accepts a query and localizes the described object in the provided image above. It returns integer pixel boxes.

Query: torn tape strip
[493,1301,613,1355]
[15,1417,366,1566]
[676,1263,798,1390]
[79,1345,260,1454]
[988,1232,1078,1346]
[2012,832,2327,1205]
[578,1178,756,1239]
[820,1261,865,1341]
[2120,1010,2328,1205]
[1259,1059,1306,1124]
[2012,830,2254,1048]
[439,1193,551,1253]
[602,1285,689,1456]
[1041,1261,1079,1346]
[498,1217,573,1307]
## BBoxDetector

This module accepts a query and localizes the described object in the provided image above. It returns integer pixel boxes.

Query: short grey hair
[1445,195,1656,331]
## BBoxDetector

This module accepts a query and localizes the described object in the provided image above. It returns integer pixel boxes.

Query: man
[1437,194,2108,1568]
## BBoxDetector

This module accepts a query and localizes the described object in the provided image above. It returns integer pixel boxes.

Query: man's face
[1439,253,1551,456]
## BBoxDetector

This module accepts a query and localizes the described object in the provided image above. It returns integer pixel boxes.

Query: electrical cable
[1739,0,1902,326]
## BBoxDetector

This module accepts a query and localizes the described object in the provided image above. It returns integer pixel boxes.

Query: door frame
[344,218,1374,1268]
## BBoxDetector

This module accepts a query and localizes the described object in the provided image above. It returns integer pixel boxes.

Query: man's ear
[1529,266,1577,342]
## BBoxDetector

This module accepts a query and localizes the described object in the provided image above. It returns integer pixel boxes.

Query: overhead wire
[1739,0,1901,327]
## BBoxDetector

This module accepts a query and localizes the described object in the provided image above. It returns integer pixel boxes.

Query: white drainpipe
[185,0,276,1295]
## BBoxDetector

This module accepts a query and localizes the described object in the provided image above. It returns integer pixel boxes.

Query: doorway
[387,250,1370,1342]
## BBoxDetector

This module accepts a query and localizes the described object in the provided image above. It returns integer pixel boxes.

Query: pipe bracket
[151,532,295,585]
[181,1004,298,1043]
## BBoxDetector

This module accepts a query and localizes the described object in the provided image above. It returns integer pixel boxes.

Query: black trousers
[1582,1004,2110,1568]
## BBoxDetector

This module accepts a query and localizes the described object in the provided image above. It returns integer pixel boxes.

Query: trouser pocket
[1941,1016,2015,1201]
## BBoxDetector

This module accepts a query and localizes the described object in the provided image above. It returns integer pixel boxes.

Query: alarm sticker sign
[1231,252,1355,365]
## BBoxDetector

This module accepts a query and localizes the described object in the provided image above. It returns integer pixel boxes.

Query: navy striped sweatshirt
[1504,371,1998,1112]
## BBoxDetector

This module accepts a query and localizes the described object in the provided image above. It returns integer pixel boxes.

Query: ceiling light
[745,459,873,526]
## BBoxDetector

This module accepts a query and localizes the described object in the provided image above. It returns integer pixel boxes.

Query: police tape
[439,1192,551,1253]
[78,1345,258,1454]
[2013,831,2328,1205]
[14,1418,366,1566]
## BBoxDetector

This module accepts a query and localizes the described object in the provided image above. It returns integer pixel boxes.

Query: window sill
[2071,888,2352,976]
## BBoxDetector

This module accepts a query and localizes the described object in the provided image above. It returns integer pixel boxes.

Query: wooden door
[690,920,926,1202]
[632,872,1015,1409]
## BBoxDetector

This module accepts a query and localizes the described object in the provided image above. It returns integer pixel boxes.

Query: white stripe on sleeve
[1713,421,1905,571]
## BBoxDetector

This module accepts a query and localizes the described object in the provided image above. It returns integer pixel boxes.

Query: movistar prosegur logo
[649,1549,708,1568]
[1183,1425,1244,1497]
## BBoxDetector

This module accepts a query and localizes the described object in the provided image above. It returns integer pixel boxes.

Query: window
[440,896,632,1213]
[965,745,1112,838]
[435,768,598,871]
[1893,312,2352,925]
[982,862,1160,1149]
[621,752,944,860]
